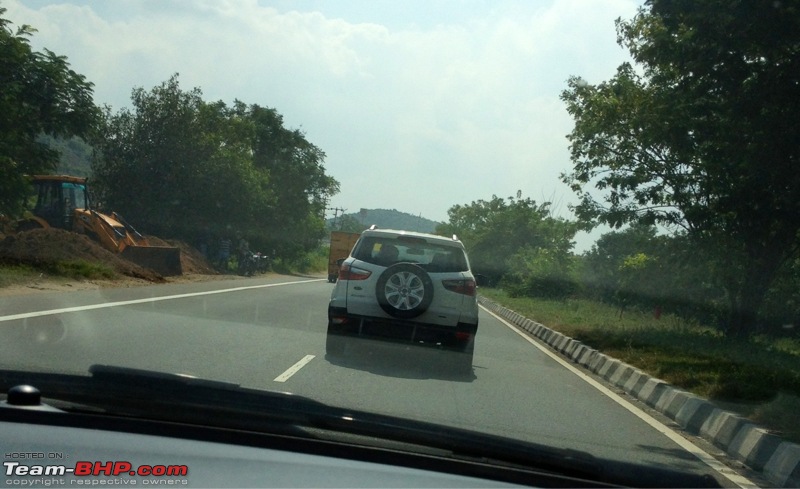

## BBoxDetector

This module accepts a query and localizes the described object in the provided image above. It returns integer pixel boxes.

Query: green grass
[480,287,800,442]
[45,260,117,280]
[0,260,117,286]
[0,264,41,288]
[272,247,328,275]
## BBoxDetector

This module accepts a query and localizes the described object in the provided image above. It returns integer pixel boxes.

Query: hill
[36,135,93,177]
[328,208,443,234]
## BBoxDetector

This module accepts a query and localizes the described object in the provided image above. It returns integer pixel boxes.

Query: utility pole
[326,206,345,229]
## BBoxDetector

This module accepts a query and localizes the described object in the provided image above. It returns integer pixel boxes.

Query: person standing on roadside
[237,235,252,275]
[217,236,231,272]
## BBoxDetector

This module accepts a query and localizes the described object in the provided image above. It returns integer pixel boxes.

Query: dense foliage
[560,0,800,337]
[578,225,729,325]
[90,75,339,259]
[438,195,578,297]
[0,8,98,216]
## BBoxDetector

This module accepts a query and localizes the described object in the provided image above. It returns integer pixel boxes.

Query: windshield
[353,236,468,272]
[1,1,797,488]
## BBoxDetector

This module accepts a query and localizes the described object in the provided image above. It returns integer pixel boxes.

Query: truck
[327,231,361,282]
[7,175,182,276]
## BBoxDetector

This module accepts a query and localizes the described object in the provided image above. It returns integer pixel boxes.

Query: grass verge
[0,260,117,287]
[0,264,42,288]
[480,287,800,443]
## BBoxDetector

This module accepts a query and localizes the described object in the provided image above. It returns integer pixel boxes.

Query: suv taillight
[339,263,371,281]
[442,279,476,296]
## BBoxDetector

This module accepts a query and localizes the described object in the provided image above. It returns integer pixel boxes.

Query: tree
[0,8,98,216]
[92,75,339,259]
[580,225,726,324]
[561,1,800,337]
[92,75,268,241]
[437,195,578,287]
[581,224,661,304]
[247,104,339,256]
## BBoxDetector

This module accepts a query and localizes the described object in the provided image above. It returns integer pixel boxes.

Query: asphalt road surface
[0,275,753,486]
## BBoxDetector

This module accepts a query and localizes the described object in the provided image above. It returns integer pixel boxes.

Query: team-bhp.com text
[4,461,188,485]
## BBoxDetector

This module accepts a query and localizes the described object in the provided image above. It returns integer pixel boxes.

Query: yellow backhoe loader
[11,175,182,276]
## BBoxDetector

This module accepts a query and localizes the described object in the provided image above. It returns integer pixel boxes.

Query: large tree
[92,75,268,240]
[247,104,339,256]
[561,0,800,337]
[92,75,339,258]
[437,195,577,287]
[0,8,98,216]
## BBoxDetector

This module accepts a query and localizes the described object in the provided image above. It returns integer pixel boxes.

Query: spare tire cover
[376,263,434,319]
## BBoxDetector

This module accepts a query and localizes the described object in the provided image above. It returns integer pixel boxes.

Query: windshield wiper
[0,365,722,488]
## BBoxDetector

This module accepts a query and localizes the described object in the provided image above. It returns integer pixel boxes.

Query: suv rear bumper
[327,306,477,353]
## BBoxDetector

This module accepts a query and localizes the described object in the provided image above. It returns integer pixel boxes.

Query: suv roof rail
[452,234,458,241]
[369,224,378,230]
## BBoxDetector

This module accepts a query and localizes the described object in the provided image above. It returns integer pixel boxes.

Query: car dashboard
[0,367,724,488]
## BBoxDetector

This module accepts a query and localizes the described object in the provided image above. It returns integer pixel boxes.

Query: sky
[4,0,641,251]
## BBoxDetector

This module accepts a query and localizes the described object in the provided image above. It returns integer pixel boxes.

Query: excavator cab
[30,176,88,230]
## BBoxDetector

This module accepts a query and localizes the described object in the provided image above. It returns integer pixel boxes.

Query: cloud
[6,0,639,243]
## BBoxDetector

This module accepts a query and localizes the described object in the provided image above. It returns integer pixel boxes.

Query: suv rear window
[353,236,468,272]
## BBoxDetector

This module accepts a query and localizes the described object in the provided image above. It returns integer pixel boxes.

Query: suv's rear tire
[376,263,434,319]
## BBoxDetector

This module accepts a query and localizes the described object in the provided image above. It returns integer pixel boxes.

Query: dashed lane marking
[274,355,316,383]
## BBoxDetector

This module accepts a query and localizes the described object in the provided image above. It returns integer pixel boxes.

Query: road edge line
[480,299,764,488]
[0,278,326,323]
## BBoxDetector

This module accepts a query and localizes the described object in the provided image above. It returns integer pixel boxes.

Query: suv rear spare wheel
[376,263,434,319]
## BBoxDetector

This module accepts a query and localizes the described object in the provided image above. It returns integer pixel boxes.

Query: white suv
[327,228,480,373]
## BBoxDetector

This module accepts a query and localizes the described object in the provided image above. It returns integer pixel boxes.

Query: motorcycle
[238,252,271,276]
[253,252,271,274]
[237,252,257,276]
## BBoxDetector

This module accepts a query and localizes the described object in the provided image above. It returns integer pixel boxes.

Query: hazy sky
[5,0,641,250]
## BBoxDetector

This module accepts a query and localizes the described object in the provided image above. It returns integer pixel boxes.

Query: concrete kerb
[700,409,750,450]
[637,377,669,407]
[765,443,800,488]
[623,370,648,395]
[522,318,535,333]
[572,344,589,362]
[588,352,609,373]
[576,346,595,366]
[598,358,621,379]
[675,396,717,434]
[564,339,579,356]
[729,424,786,471]
[609,364,635,388]
[477,295,800,487]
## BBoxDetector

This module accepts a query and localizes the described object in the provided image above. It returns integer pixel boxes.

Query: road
[0,274,750,486]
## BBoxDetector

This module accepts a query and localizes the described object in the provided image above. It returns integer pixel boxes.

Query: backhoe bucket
[121,246,182,276]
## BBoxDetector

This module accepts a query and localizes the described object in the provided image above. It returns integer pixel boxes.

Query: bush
[501,247,578,300]
[272,246,327,274]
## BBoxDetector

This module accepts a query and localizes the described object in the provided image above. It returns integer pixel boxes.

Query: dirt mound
[0,229,164,282]
[146,236,216,275]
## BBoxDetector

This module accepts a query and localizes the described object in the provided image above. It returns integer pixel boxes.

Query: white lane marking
[274,355,315,383]
[481,305,758,489]
[0,279,326,323]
